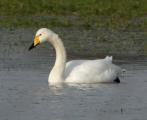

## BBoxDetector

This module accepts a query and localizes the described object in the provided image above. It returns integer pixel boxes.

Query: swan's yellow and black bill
[28,36,40,51]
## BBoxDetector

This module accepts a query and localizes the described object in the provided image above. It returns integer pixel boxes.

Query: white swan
[29,28,122,85]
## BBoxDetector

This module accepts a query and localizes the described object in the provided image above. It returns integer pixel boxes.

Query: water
[0,28,147,120]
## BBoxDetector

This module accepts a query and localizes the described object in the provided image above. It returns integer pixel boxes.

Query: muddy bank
[0,28,146,58]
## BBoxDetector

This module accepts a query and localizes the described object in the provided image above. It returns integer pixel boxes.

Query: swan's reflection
[48,82,66,95]
[48,82,115,95]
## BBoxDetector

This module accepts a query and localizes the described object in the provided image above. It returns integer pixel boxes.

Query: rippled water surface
[0,29,147,120]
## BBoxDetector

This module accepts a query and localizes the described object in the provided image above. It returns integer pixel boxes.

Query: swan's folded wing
[64,60,88,78]
[65,59,121,83]
[104,56,113,63]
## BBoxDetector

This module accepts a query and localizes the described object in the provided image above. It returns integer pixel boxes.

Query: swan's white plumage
[31,28,122,85]
[64,56,121,83]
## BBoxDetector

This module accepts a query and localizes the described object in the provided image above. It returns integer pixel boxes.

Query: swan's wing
[64,59,121,83]
[104,56,113,63]
[64,60,88,78]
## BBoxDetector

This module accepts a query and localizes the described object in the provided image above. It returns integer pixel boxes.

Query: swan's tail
[104,56,127,81]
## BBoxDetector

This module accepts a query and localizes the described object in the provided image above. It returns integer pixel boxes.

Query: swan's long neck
[48,34,66,84]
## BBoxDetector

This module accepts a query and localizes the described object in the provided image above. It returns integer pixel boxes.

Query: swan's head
[28,28,55,50]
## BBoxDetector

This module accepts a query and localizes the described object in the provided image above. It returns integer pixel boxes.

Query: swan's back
[64,56,121,83]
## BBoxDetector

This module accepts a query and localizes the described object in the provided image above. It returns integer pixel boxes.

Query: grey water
[0,28,147,120]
